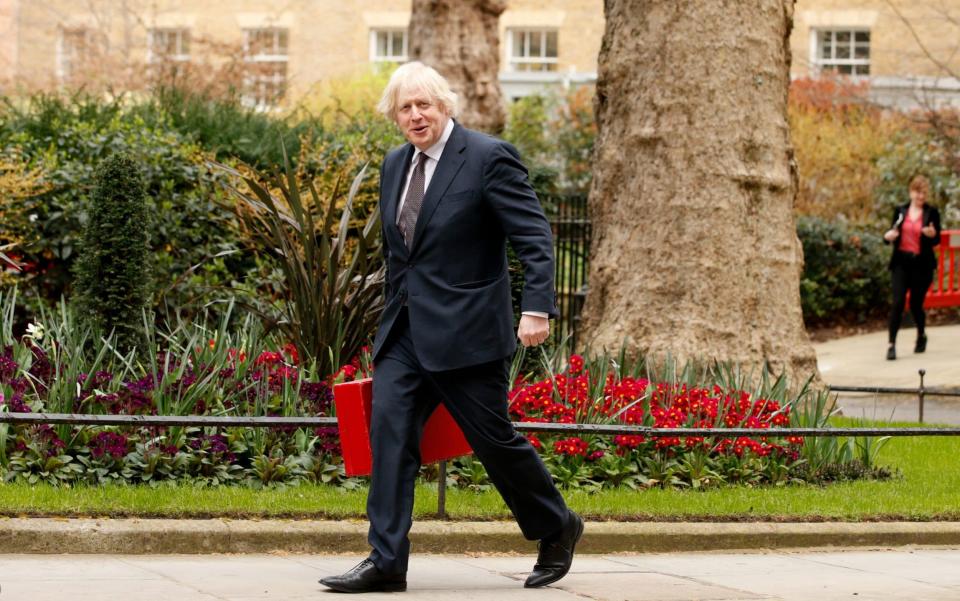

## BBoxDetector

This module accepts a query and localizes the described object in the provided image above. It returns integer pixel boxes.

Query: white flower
[26,322,45,342]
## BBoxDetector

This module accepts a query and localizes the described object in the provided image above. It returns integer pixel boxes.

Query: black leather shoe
[319,558,406,593]
[524,510,584,588]
[915,334,927,353]
[886,346,896,361]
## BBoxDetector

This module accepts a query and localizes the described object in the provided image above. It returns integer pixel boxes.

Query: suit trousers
[888,254,934,344]
[366,308,569,575]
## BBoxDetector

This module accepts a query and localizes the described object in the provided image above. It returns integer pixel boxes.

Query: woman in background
[883,174,941,360]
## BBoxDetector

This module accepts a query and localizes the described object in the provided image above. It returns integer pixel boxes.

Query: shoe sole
[524,515,584,589]
[319,579,407,593]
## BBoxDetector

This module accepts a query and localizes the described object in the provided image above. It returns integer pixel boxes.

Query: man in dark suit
[320,61,582,593]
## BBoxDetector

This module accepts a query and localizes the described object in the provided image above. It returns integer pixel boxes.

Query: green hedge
[0,91,403,327]
[1,95,243,319]
[797,216,890,326]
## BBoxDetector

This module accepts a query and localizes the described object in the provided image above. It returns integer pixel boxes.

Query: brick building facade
[0,1,957,108]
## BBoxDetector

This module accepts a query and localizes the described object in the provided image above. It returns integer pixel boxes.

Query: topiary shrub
[74,153,151,354]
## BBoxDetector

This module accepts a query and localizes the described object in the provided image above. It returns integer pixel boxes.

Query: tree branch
[883,0,960,80]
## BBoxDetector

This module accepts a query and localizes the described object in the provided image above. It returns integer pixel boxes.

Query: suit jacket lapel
[409,122,466,253]
[382,144,415,255]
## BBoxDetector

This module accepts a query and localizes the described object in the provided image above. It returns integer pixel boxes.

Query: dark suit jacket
[886,203,942,272]
[372,121,558,371]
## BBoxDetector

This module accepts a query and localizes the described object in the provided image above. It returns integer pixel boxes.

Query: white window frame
[506,28,558,72]
[369,29,408,63]
[57,28,90,84]
[148,28,191,64]
[242,28,289,110]
[811,28,871,76]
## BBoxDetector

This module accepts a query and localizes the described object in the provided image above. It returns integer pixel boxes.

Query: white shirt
[395,118,548,321]
[396,118,454,222]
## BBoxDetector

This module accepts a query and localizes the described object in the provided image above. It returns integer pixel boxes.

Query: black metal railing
[4,409,960,517]
[6,368,960,517]
[547,193,591,348]
[828,369,960,423]
[5,412,960,437]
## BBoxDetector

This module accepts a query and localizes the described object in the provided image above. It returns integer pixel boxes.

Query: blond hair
[377,61,459,121]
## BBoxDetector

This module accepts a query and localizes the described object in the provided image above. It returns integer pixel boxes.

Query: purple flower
[35,424,66,456]
[28,345,52,389]
[0,346,19,383]
[9,376,28,395]
[4,392,31,413]
[125,374,156,394]
[301,381,334,415]
[90,431,129,460]
[176,372,198,389]
[314,426,341,455]
[92,371,114,388]
[190,434,232,459]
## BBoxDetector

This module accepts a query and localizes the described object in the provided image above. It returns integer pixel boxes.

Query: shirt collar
[412,118,455,165]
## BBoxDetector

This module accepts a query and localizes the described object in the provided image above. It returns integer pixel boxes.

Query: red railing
[926,229,960,308]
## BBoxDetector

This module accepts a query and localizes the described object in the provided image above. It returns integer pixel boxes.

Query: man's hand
[922,223,938,238]
[518,314,549,347]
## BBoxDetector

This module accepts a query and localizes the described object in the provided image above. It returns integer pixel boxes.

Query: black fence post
[437,460,447,519]
[918,369,926,424]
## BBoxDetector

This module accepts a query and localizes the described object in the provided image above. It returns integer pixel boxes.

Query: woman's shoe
[886,346,896,361]
[915,334,927,353]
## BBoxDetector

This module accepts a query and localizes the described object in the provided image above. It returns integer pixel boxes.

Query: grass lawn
[2,421,958,521]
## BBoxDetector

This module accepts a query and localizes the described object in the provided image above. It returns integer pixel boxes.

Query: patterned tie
[399,153,427,249]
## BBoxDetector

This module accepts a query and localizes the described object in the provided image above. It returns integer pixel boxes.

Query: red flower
[254,351,283,367]
[614,434,644,449]
[282,343,299,365]
[342,365,358,380]
[568,354,585,374]
[553,437,588,457]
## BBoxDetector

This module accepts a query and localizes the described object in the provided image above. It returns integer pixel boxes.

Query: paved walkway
[813,324,960,424]
[2,550,960,601]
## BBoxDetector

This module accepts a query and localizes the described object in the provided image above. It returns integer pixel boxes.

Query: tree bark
[409,0,507,133]
[580,0,819,380]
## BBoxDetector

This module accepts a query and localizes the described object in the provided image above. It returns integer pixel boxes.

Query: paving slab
[814,324,960,390]
[2,551,959,601]
[813,323,960,424]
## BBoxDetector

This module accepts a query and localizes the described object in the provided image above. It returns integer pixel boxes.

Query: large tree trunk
[580,0,818,380]
[409,0,507,133]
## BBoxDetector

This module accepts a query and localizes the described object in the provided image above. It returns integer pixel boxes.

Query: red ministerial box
[333,378,474,477]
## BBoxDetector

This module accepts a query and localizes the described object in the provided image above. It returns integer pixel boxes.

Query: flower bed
[1,316,893,490]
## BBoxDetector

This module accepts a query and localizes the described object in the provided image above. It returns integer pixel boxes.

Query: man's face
[395,88,450,151]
